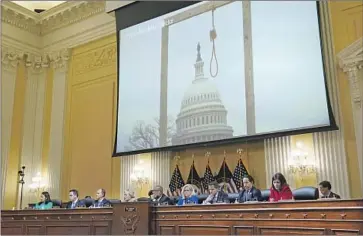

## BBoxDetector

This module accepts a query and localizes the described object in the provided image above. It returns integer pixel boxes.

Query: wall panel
[61,35,120,200]
[329,1,363,198]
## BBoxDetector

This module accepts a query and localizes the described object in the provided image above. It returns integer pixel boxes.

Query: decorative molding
[1,46,23,70]
[1,1,106,36]
[337,37,363,196]
[337,37,363,69]
[1,5,41,35]
[337,37,363,107]
[1,46,70,72]
[47,49,70,71]
[72,44,116,76]
[41,1,105,35]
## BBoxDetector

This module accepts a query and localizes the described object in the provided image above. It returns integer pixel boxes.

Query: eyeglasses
[184,189,191,192]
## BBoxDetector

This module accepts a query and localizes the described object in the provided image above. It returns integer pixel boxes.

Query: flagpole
[237,148,243,190]
[223,150,227,192]
[191,153,195,185]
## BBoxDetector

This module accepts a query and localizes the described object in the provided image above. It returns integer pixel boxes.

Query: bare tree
[126,116,175,150]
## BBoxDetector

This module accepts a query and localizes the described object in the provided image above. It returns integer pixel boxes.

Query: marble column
[264,136,294,189]
[151,151,172,191]
[338,46,363,195]
[19,54,48,207]
[46,49,70,200]
[312,2,350,199]
[120,155,139,199]
[1,47,20,206]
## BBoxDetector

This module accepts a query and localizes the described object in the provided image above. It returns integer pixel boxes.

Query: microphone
[18,166,26,210]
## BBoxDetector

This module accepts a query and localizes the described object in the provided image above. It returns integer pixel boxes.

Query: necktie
[98,201,101,207]
[71,202,75,209]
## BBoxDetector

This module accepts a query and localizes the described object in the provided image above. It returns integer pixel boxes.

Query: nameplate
[124,207,136,212]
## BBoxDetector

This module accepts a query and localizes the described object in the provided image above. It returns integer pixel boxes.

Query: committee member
[177,184,199,206]
[34,191,53,210]
[238,175,262,203]
[269,173,293,202]
[319,181,341,199]
[124,189,137,202]
[66,189,85,209]
[92,188,111,207]
[203,181,229,204]
[151,185,171,205]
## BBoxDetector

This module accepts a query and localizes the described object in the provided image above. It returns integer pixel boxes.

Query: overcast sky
[116,1,330,153]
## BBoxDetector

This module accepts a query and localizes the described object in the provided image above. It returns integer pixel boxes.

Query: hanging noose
[209,8,219,78]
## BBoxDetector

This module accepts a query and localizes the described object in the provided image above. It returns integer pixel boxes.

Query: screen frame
[113,1,338,157]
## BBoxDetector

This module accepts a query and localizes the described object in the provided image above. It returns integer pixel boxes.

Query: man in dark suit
[203,181,229,204]
[238,175,262,203]
[66,189,86,209]
[93,188,111,207]
[151,185,171,205]
[319,181,341,199]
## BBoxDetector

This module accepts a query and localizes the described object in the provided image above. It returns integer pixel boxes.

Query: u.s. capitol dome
[172,43,233,145]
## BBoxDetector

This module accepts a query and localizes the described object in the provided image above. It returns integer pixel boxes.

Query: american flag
[186,161,202,190]
[169,165,185,194]
[232,158,249,191]
[216,159,238,193]
[202,164,215,193]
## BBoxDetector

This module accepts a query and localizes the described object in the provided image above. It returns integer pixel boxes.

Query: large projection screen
[113,1,337,156]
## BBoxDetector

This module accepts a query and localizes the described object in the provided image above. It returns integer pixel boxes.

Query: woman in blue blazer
[177,184,199,206]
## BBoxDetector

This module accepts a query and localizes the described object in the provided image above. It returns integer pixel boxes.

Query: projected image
[166,2,246,146]
[116,1,331,154]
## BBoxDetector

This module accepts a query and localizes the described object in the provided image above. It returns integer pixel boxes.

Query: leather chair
[196,194,208,204]
[227,193,239,203]
[137,197,150,202]
[109,199,121,206]
[52,199,62,208]
[292,186,319,200]
[260,189,270,201]
[83,198,94,207]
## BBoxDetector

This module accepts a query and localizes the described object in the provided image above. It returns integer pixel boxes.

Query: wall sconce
[29,172,46,195]
[288,143,316,178]
[130,160,149,187]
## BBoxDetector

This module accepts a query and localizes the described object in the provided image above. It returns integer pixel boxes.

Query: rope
[209,9,219,78]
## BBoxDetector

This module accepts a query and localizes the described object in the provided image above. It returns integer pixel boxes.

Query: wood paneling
[2,200,363,235]
[153,199,363,235]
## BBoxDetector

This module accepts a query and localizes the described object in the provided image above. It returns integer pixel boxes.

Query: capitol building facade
[172,43,234,146]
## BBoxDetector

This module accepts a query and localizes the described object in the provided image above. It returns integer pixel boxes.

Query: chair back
[293,186,319,200]
[52,199,62,207]
[260,189,270,201]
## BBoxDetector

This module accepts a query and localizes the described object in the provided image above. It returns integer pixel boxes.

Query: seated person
[123,189,137,202]
[34,191,53,210]
[203,181,229,204]
[92,188,111,207]
[319,181,341,199]
[148,190,154,201]
[151,185,171,205]
[66,189,86,209]
[269,173,293,202]
[177,184,199,206]
[238,175,262,203]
